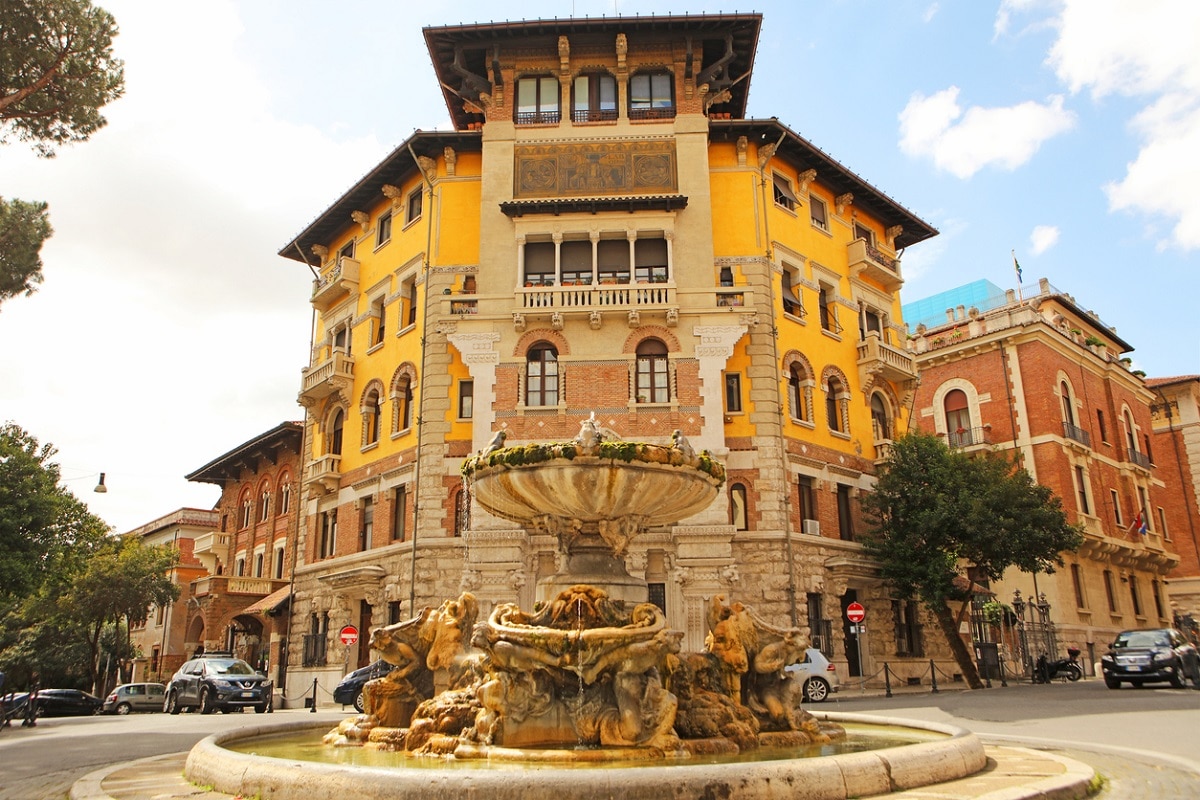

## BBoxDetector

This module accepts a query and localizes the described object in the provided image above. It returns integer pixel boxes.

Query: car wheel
[115,702,132,716]
[199,687,215,715]
[1104,675,1121,689]
[1169,669,1186,689]
[804,677,830,703]
[165,690,181,715]
[354,689,366,714]
[255,702,268,714]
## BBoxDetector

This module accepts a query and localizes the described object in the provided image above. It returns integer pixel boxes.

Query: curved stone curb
[185,713,988,800]
[969,746,1095,800]
[68,752,187,800]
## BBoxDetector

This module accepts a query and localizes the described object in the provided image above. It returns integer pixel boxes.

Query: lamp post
[1012,589,1028,678]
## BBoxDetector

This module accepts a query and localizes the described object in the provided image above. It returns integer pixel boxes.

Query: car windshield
[207,659,256,676]
[1114,631,1169,648]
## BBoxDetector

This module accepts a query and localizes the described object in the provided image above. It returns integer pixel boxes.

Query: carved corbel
[798,169,817,192]
[558,35,570,76]
[382,184,403,209]
[736,136,748,167]
[513,312,526,332]
[351,211,369,231]
[836,193,854,215]
[704,88,731,111]
[311,244,329,260]
[590,310,602,330]
[886,225,904,247]
[757,142,777,169]
[416,156,437,184]
[551,311,564,330]
[627,309,640,328]
[615,33,627,73]
[444,147,457,176]
[666,307,679,327]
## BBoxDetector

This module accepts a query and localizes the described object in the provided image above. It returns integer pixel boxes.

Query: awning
[243,586,291,616]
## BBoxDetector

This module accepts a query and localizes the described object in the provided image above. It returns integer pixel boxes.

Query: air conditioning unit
[802,519,821,535]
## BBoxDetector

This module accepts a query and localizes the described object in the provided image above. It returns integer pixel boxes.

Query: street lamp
[1012,589,1025,622]
[94,473,108,493]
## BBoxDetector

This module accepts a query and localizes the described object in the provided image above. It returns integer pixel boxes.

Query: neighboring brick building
[122,508,217,683]
[280,14,950,704]
[1146,376,1200,630]
[183,421,303,694]
[910,278,1180,674]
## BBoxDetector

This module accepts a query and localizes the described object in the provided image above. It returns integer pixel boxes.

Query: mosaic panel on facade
[514,140,677,198]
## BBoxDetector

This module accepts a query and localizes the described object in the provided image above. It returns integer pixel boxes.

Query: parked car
[31,688,103,717]
[1101,628,1200,689]
[164,654,269,714]
[102,682,166,715]
[334,659,399,712]
[784,648,841,702]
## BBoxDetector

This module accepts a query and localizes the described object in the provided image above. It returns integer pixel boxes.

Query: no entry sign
[845,602,866,623]
[339,625,360,646]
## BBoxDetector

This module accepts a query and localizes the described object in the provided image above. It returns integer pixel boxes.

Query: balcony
[1062,421,1091,449]
[311,257,360,312]
[299,351,354,406]
[1128,448,1153,471]
[192,531,230,573]
[517,282,677,314]
[948,427,993,450]
[306,454,341,497]
[848,239,902,292]
[856,333,918,388]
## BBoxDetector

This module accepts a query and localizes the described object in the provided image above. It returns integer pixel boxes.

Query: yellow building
[280,14,943,704]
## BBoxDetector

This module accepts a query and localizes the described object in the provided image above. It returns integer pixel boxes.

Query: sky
[2,0,1198,533]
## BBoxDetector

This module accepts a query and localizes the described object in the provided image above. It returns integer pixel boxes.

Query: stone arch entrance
[185,614,206,658]
[229,614,265,669]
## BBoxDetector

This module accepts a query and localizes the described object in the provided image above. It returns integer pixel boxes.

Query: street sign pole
[845,603,866,692]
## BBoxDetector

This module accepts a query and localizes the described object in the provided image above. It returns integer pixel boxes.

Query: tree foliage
[0,196,53,305]
[0,0,125,155]
[861,432,1084,688]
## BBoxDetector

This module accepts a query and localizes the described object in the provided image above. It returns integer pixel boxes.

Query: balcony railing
[1062,422,1092,448]
[306,454,341,496]
[515,110,560,125]
[1128,449,1153,470]
[628,106,676,121]
[311,257,359,311]
[847,239,902,291]
[856,333,918,385]
[192,531,230,573]
[299,350,354,405]
[571,108,617,123]
[518,282,675,312]
[948,427,993,449]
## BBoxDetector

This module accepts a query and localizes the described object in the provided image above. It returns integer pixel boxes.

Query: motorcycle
[1034,647,1083,683]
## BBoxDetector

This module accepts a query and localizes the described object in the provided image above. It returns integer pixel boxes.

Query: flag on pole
[1012,250,1023,284]
[1128,510,1148,536]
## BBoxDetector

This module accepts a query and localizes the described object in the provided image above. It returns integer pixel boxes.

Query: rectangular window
[401,275,418,327]
[853,222,875,246]
[818,283,840,333]
[647,582,666,614]
[376,210,392,247]
[836,484,854,541]
[1143,434,1154,463]
[360,495,374,552]
[1130,576,1143,617]
[516,76,560,124]
[392,485,408,541]
[523,241,556,285]
[1110,489,1122,526]
[572,73,617,122]
[781,265,804,318]
[772,173,797,211]
[629,72,674,119]
[406,187,423,225]
[1103,570,1117,613]
[388,601,402,625]
[1096,409,1108,443]
[254,551,264,577]
[724,373,742,413]
[459,380,474,419]
[798,476,816,525]
[1158,506,1169,539]
[810,195,828,231]
[1075,466,1090,514]
[338,241,355,261]
[634,238,668,283]
[892,599,923,656]
[371,296,386,346]
[1137,486,1150,531]
[1152,579,1165,618]
[156,604,165,626]
[274,545,285,580]
[1071,563,1086,608]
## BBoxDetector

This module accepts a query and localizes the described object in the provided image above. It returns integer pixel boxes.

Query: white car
[785,648,840,702]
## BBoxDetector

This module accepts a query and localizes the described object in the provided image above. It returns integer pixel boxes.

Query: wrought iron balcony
[847,239,902,292]
[856,333,918,386]
[311,257,360,312]
[1062,422,1091,448]
[948,427,992,449]
[299,351,354,406]
[1128,448,1153,470]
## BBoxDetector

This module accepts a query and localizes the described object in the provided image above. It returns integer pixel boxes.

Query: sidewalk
[70,742,1098,800]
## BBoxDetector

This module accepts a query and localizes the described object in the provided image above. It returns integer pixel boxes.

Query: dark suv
[164,654,269,714]
[1101,628,1200,689]
[333,659,399,712]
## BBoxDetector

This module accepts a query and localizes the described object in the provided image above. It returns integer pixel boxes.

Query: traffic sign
[339,625,360,646]
[845,602,866,623]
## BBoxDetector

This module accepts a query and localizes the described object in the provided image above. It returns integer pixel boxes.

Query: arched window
[363,388,382,445]
[329,409,345,455]
[393,374,414,433]
[258,486,271,523]
[238,491,252,529]
[730,483,748,531]
[944,389,971,446]
[1124,409,1137,453]
[788,364,806,421]
[826,376,846,433]
[636,339,669,403]
[526,343,559,406]
[1060,381,1075,426]
[870,393,890,441]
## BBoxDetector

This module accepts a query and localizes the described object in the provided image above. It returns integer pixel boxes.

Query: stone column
[692,324,749,453]
[446,332,501,454]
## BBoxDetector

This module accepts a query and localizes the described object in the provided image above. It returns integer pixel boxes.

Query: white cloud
[1044,0,1200,251]
[923,3,940,24]
[1029,225,1060,254]
[899,87,1076,178]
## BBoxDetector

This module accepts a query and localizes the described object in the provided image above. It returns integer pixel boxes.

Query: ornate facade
[280,14,948,705]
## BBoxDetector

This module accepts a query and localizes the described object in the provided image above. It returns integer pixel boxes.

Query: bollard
[929,659,939,694]
[884,663,893,698]
[999,656,1008,688]
[310,678,318,713]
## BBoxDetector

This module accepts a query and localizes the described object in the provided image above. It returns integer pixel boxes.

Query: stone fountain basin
[468,454,722,528]
[185,713,987,800]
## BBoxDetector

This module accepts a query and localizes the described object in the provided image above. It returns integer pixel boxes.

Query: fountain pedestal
[538,533,648,604]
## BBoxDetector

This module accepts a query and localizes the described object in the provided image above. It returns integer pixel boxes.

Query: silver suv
[164,655,269,714]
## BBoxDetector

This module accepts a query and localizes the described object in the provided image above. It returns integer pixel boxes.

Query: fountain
[184,417,988,799]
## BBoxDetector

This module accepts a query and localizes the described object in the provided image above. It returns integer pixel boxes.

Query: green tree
[0,0,125,307]
[861,432,1083,689]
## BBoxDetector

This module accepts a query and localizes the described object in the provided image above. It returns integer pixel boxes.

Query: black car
[164,654,270,714]
[1101,627,1200,689]
[31,688,103,717]
[334,659,399,712]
